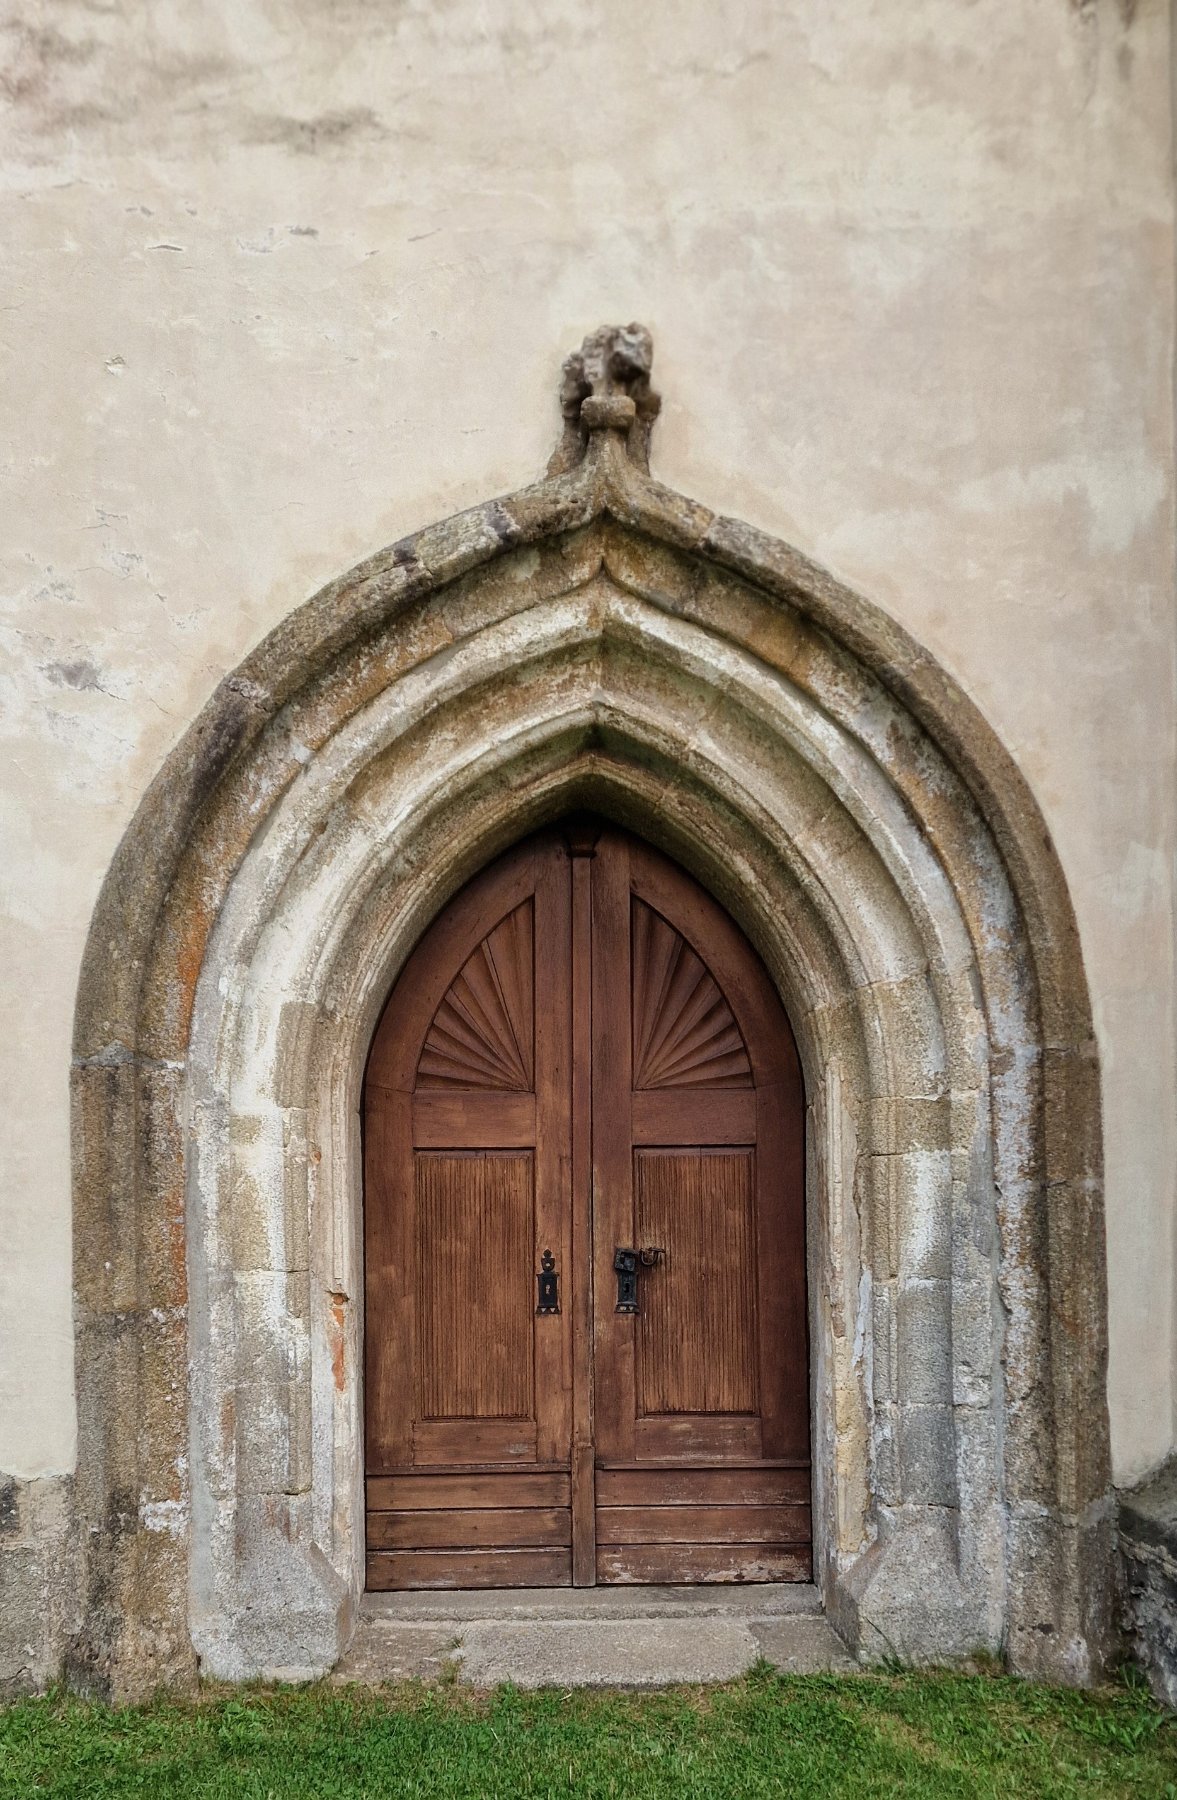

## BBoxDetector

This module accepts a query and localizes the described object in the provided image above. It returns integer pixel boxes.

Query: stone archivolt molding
[69,326,1113,1697]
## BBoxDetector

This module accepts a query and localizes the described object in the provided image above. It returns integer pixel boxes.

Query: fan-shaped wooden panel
[631,898,751,1090]
[417,900,535,1091]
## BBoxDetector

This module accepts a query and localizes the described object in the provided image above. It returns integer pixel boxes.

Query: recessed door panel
[635,1148,758,1418]
[415,1151,534,1422]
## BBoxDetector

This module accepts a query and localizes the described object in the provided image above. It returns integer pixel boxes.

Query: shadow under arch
[70,326,1113,1698]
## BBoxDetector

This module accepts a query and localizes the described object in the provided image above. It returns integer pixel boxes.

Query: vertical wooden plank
[569,837,596,1583]
[364,1085,415,1470]
[534,841,573,1467]
[591,829,636,1465]
[756,1078,809,1459]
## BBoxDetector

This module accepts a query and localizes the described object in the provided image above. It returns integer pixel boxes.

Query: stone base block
[1120,1458,1177,1708]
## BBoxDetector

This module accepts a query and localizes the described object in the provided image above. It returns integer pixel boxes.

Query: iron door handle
[613,1245,664,1315]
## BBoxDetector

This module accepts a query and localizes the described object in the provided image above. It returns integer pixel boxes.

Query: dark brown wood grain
[596,1545,812,1584]
[635,1149,758,1416]
[364,842,541,1476]
[367,1472,570,1510]
[587,827,809,1584]
[593,1504,811,1544]
[367,1549,572,1590]
[367,1508,570,1550]
[533,841,574,1472]
[569,839,597,1585]
[590,833,638,1468]
[630,1089,756,1144]
[410,1092,536,1148]
[595,1467,808,1505]
[363,835,573,1582]
[410,1420,538,1463]
[416,900,535,1090]
[630,896,753,1088]
[633,1415,763,1461]
[416,1152,533,1420]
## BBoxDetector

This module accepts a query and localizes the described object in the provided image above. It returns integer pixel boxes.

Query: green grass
[0,1665,1173,1799]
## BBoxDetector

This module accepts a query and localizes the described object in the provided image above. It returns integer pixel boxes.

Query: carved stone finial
[548,323,662,475]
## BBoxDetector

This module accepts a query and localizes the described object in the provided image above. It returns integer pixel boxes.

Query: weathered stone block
[871,1278,896,1407]
[1120,1458,1177,1707]
[896,1278,953,1404]
[70,1058,142,1318]
[895,1149,952,1281]
[836,1508,992,1664]
[897,1402,957,1506]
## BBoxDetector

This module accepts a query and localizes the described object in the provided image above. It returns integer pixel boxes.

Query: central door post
[566,819,600,1585]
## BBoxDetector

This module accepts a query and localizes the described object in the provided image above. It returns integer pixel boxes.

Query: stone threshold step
[336,1587,855,1687]
[361,1582,823,1622]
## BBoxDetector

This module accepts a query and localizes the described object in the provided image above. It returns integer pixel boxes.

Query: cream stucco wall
[2,0,1174,1487]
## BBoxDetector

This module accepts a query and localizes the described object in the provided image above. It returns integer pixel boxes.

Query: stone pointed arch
[71,326,1114,1698]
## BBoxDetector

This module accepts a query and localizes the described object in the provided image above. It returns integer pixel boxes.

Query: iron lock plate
[536,1248,560,1315]
[613,1247,639,1314]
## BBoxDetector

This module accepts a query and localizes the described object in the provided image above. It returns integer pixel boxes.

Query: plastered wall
[2,0,1174,1488]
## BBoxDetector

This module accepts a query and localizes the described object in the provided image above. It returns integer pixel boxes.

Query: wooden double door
[364,822,809,1588]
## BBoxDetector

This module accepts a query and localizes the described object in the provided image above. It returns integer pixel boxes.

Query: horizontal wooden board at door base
[367,1507,571,1550]
[366,1472,570,1510]
[595,1503,810,1545]
[597,1544,813,1585]
[367,1548,572,1590]
[596,1466,809,1506]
